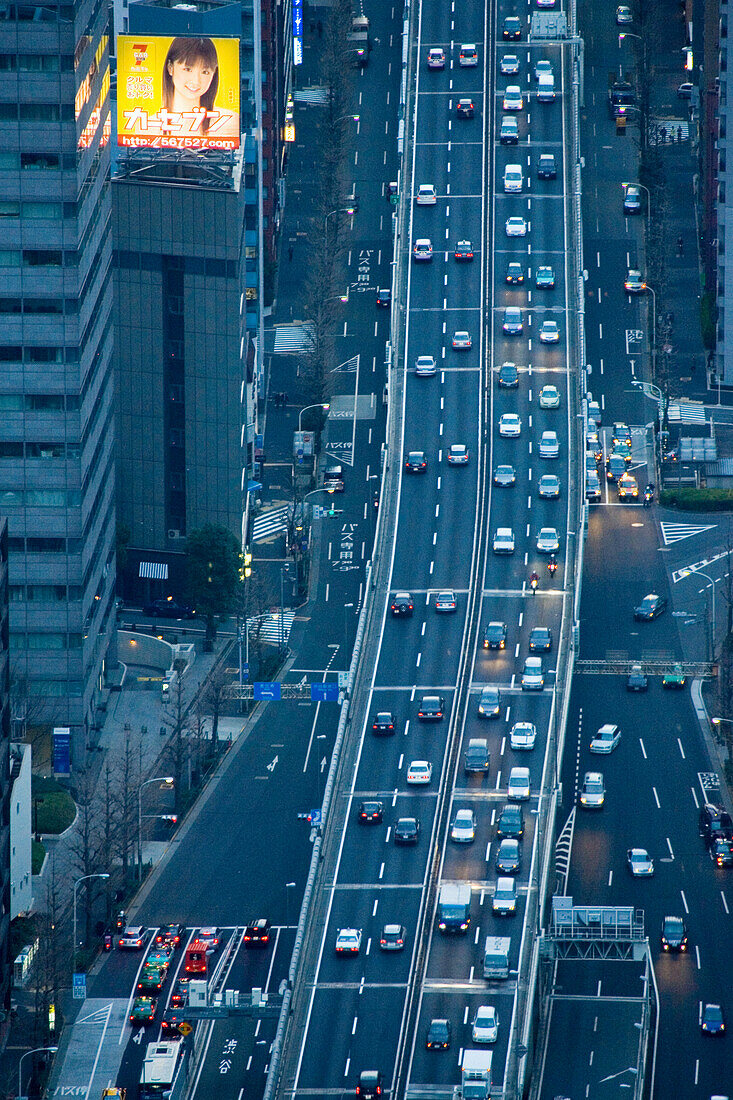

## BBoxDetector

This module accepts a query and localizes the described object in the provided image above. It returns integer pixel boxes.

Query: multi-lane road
[283,0,574,1093]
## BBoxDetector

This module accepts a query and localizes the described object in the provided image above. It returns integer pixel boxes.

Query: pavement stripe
[251,505,290,541]
[660,522,717,545]
[272,324,315,353]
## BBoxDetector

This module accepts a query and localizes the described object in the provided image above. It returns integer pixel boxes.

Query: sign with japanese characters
[117,35,240,151]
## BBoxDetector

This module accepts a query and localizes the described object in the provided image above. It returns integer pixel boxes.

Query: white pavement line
[681,889,689,913]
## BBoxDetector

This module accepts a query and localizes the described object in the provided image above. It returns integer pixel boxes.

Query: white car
[416,184,437,205]
[538,474,561,499]
[472,1005,499,1043]
[510,722,537,750]
[507,766,531,801]
[335,928,363,954]
[521,656,544,690]
[627,848,654,876]
[579,771,606,809]
[435,590,457,612]
[499,412,522,437]
[505,216,528,237]
[452,330,472,349]
[415,355,437,376]
[590,723,621,753]
[407,760,433,785]
[534,59,554,81]
[118,926,147,949]
[500,54,520,74]
[493,527,515,554]
[459,43,478,66]
[536,527,560,553]
[503,85,524,111]
[539,430,559,458]
[450,808,476,843]
[447,444,469,465]
[539,319,560,343]
[539,385,561,408]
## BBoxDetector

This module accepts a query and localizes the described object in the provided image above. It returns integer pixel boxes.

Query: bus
[139,1041,186,1100]
[184,939,208,976]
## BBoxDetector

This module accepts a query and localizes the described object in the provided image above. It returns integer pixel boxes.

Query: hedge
[659,488,733,512]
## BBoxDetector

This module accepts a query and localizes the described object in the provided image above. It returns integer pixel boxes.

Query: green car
[130,996,156,1026]
[146,947,174,968]
[662,663,686,689]
[137,964,167,993]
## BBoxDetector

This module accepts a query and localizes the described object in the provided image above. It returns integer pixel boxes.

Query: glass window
[21,202,62,219]
[25,347,63,363]
[26,490,66,506]
[0,396,24,411]
[21,153,60,170]
[0,443,23,458]
[27,442,64,458]
[0,300,22,314]
[0,490,23,507]
[0,202,20,218]
[0,153,19,169]
[0,348,22,362]
[0,251,21,266]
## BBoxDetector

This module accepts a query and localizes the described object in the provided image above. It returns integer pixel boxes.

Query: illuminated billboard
[117,35,240,151]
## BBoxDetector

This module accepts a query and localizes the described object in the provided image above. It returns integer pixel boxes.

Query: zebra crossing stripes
[251,505,290,542]
[667,402,707,424]
[247,612,295,646]
[273,325,314,353]
[660,522,716,546]
[293,87,329,104]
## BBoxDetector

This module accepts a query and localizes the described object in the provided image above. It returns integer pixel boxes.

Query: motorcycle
[643,484,654,507]
[114,910,126,932]
[547,555,558,575]
[103,931,113,951]
[530,572,540,592]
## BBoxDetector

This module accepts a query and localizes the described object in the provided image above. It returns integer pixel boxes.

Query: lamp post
[73,874,109,972]
[679,567,716,660]
[324,206,356,244]
[298,402,330,432]
[343,602,354,663]
[315,733,327,807]
[285,881,296,930]
[137,777,174,881]
[19,1047,58,1100]
[334,113,360,124]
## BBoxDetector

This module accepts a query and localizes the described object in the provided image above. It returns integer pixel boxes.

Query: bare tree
[162,675,192,815]
[110,728,141,885]
[68,773,106,949]
[33,861,65,1045]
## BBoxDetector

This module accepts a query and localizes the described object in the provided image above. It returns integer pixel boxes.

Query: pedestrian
[317,19,322,36]
[677,235,684,256]
[288,244,293,262]
[677,125,683,143]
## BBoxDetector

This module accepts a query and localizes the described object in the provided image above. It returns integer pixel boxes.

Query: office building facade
[112,0,259,600]
[0,519,14,1009]
[0,1,116,754]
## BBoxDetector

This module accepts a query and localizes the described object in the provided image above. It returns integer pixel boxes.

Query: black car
[634,594,668,621]
[143,598,195,619]
[359,800,383,824]
[529,626,552,652]
[376,288,391,307]
[537,153,556,179]
[405,450,427,473]
[495,838,521,874]
[699,803,733,845]
[711,836,733,866]
[394,817,420,844]
[701,1003,725,1035]
[456,98,474,118]
[626,664,648,692]
[372,711,396,735]
[155,923,185,948]
[506,261,524,284]
[623,184,643,214]
[498,362,519,388]
[169,978,189,1008]
[379,924,406,951]
[503,15,521,39]
[418,694,444,720]
[426,1018,452,1050]
[390,591,414,616]
[454,240,474,261]
[244,918,271,947]
[496,803,524,839]
[161,1008,192,1036]
[356,1072,383,1100]
[661,915,688,952]
[483,621,507,649]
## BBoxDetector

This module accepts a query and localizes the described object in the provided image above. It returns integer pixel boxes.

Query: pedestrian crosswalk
[667,402,707,424]
[247,611,295,646]
[649,119,689,145]
[293,87,329,105]
[272,324,315,354]
[251,505,289,542]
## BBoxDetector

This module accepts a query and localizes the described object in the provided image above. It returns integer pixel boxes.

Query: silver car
[450,808,477,843]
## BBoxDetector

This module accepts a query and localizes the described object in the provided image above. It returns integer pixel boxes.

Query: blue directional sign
[292,0,303,65]
[72,972,86,1000]
[254,681,282,701]
[308,809,322,826]
[311,682,339,702]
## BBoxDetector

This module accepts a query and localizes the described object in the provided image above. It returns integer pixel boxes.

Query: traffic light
[243,549,252,578]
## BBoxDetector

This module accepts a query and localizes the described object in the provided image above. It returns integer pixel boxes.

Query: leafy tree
[185,524,241,646]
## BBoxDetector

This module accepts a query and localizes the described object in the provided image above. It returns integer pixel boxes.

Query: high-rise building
[0,519,14,1009]
[0,1,116,758]
[112,1,261,600]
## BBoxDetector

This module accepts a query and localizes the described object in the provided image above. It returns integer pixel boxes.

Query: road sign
[254,682,282,701]
[177,1021,193,1036]
[72,973,86,1000]
[338,671,349,689]
[308,809,322,826]
[311,682,339,702]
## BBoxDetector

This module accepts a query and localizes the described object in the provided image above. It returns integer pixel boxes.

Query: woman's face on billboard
[167,57,215,106]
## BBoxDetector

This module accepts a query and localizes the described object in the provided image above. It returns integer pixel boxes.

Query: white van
[537,73,556,101]
[503,164,523,193]
[521,656,544,691]
[539,430,559,458]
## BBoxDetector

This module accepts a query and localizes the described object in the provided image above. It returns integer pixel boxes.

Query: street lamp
[298,402,330,432]
[315,733,327,806]
[73,874,109,972]
[19,1047,58,1100]
[137,777,174,880]
[285,881,296,929]
[334,113,360,124]
[324,206,356,242]
[343,602,354,662]
[679,567,716,660]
